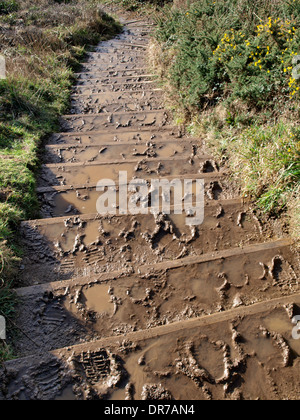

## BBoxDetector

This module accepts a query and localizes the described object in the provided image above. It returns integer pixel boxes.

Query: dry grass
[0,0,121,361]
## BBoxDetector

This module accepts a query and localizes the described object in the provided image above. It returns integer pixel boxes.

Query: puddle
[124,336,174,399]
[109,388,126,401]
[55,386,77,401]
[193,339,225,379]
[46,177,206,218]
[48,130,177,146]
[264,311,300,356]
[51,143,187,164]
[82,284,114,315]
[43,157,208,187]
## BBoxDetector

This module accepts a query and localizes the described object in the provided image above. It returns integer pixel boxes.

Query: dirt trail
[1,18,300,401]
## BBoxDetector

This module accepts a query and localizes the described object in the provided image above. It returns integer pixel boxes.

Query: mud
[39,155,222,188]
[47,128,184,146]
[44,140,191,164]
[2,300,300,400]
[18,199,276,285]
[2,16,299,401]
[13,239,299,358]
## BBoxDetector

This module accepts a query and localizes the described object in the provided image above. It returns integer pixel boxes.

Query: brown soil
[0,15,299,401]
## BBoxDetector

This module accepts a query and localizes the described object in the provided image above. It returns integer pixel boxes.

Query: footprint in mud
[207,181,223,200]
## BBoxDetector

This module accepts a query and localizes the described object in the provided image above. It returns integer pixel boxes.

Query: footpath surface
[0,18,299,401]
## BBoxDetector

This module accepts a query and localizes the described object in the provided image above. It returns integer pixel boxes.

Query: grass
[0,0,121,362]
[148,0,300,243]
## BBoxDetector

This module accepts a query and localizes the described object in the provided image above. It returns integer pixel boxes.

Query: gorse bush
[155,0,300,112]
[152,0,300,237]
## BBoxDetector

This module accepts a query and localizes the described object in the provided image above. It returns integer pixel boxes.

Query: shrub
[155,0,300,113]
[152,0,300,239]
[0,0,18,15]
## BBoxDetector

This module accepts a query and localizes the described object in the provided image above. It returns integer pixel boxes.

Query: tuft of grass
[0,0,121,361]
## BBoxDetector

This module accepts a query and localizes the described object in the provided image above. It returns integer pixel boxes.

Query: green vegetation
[0,0,121,362]
[101,0,171,13]
[150,0,300,241]
[0,0,18,15]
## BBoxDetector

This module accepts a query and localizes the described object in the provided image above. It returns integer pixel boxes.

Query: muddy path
[1,18,299,401]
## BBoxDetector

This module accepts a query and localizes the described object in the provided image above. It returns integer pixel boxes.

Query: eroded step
[93,38,150,49]
[92,45,148,54]
[59,111,169,132]
[70,90,164,114]
[3,291,300,400]
[80,61,153,73]
[75,69,151,79]
[13,239,299,356]
[82,51,145,60]
[71,100,163,115]
[37,173,226,218]
[70,96,163,115]
[39,156,218,187]
[72,81,157,95]
[86,47,147,56]
[70,89,163,101]
[44,139,202,164]
[19,199,270,286]
[75,75,154,87]
[48,128,185,146]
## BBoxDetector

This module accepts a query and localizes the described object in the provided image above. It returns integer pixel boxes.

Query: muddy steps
[19,198,270,284]
[44,138,202,164]
[2,292,300,400]
[37,176,229,218]
[69,87,163,114]
[75,70,154,79]
[47,127,183,146]
[2,18,300,401]
[38,158,222,189]
[72,82,159,95]
[69,93,164,114]
[12,238,298,356]
[59,111,170,132]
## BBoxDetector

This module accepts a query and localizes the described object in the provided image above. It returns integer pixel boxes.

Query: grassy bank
[0,0,121,361]
[149,0,299,243]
